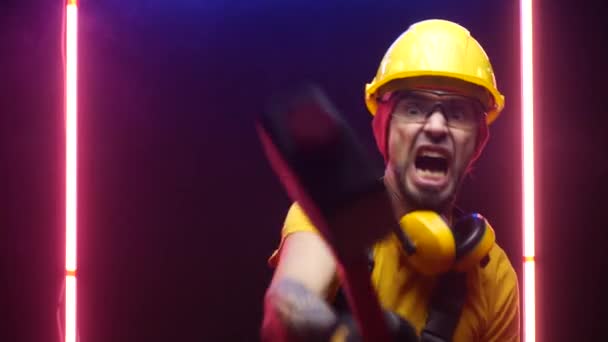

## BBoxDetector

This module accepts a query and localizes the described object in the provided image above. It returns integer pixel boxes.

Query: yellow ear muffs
[397,211,496,275]
[452,213,495,272]
[399,211,456,276]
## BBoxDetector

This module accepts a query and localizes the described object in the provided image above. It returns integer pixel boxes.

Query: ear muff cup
[398,211,495,275]
[453,213,495,272]
[399,211,455,276]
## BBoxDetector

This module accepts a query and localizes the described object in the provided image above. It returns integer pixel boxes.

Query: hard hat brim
[365,71,505,125]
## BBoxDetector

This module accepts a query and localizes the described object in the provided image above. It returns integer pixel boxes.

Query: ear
[371,98,398,163]
[467,123,489,173]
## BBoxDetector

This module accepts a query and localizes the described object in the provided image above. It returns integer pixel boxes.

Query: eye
[447,100,480,122]
[393,94,436,121]
[447,109,466,121]
[396,100,425,118]
[406,104,423,116]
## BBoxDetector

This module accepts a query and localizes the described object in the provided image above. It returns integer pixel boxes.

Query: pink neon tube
[521,0,535,341]
[65,0,78,341]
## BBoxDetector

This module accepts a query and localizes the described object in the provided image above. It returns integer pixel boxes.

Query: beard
[393,165,461,214]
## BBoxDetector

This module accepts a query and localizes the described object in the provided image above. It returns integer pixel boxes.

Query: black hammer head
[256,83,397,258]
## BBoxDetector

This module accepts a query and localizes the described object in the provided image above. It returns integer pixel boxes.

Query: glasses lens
[443,98,485,129]
[392,94,430,122]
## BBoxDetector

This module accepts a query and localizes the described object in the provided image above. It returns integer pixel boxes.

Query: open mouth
[414,150,449,178]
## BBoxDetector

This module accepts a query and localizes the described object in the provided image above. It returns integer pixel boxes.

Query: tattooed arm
[261,232,339,342]
[261,278,338,342]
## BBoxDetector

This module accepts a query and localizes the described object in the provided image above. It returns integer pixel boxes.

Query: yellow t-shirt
[268,202,520,342]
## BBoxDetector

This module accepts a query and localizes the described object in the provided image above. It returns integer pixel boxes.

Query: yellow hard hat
[365,19,505,124]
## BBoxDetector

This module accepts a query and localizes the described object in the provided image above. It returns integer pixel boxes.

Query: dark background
[1,0,607,341]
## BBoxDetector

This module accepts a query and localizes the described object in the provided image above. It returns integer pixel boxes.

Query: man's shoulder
[478,243,519,293]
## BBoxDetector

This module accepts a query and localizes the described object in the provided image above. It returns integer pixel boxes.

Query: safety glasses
[389,90,487,130]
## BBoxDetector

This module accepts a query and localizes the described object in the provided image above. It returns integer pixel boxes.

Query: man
[261,19,520,342]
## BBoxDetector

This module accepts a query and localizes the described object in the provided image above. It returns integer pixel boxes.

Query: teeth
[416,168,446,177]
[420,151,446,158]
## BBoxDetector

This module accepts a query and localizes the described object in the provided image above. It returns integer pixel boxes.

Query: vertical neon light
[65,0,78,342]
[521,0,535,341]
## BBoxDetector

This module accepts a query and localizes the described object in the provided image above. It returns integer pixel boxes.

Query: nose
[422,110,449,142]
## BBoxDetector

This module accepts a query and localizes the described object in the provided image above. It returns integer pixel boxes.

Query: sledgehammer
[256,83,398,342]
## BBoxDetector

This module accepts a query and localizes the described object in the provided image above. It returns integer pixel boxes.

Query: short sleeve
[481,245,521,341]
[267,202,320,267]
